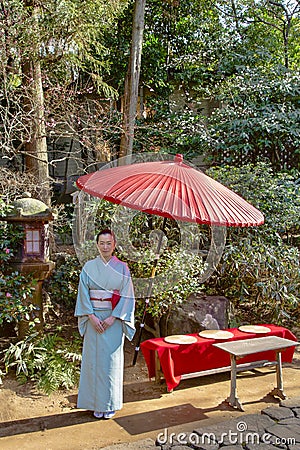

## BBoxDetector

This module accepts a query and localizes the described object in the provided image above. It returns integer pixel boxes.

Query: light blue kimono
[75,255,135,412]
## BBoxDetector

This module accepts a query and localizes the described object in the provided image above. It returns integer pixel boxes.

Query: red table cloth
[140,324,297,392]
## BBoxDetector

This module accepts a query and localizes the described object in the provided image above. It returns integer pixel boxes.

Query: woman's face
[97,233,116,261]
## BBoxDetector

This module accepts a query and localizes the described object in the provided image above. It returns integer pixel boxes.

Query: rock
[100,438,157,449]
[160,294,229,336]
[280,398,300,408]
[246,445,283,450]
[262,406,295,421]
[230,413,275,433]
[265,424,300,444]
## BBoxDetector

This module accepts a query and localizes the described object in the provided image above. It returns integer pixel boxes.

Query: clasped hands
[88,314,116,334]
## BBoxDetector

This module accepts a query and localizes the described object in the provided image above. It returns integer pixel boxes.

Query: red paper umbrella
[76,154,264,365]
[76,154,264,227]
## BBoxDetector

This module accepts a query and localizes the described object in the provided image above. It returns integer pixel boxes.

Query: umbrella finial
[174,154,183,163]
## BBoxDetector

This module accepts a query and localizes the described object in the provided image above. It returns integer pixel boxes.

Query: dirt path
[0,338,299,449]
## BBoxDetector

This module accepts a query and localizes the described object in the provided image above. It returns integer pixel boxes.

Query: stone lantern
[2,193,55,334]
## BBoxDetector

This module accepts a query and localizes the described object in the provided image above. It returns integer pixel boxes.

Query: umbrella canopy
[76,154,264,227]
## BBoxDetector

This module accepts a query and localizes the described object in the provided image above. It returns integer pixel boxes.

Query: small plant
[2,332,82,394]
[0,272,37,325]
[0,198,37,326]
[46,254,81,310]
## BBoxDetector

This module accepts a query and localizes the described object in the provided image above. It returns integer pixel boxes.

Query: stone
[170,447,191,450]
[99,438,157,449]
[280,398,300,409]
[279,418,300,426]
[266,424,300,444]
[168,431,219,450]
[191,443,219,450]
[194,419,249,446]
[262,406,295,421]
[230,413,275,433]
[246,444,284,450]
[221,447,243,450]
[160,294,229,336]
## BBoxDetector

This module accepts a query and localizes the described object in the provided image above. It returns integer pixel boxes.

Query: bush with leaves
[206,233,299,325]
[2,332,81,393]
[204,68,300,170]
[0,198,37,326]
[204,163,300,327]
[45,254,81,310]
[115,211,206,336]
[207,162,300,241]
[134,103,207,160]
[0,272,37,325]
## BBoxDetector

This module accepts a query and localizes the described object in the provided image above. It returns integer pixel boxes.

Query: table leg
[155,351,162,383]
[226,354,244,411]
[270,350,286,400]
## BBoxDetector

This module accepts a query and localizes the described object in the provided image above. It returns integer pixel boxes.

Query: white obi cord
[90,289,112,299]
[91,300,112,309]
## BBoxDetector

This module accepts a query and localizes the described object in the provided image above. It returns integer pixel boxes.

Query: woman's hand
[102,316,116,331]
[88,314,105,334]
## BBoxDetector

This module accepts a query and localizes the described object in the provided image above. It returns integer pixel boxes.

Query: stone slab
[280,398,300,408]
[100,438,157,449]
[262,406,295,421]
[266,423,300,444]
[246,444,285,450]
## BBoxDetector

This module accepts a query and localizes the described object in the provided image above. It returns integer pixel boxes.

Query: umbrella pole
[132,217,167,365]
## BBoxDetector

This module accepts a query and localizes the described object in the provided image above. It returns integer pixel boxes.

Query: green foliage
[115,212,206,319]
[207,233,299,326]
[2,332,81,394]
[0,199,23,263]
[134,104,207,159]
[202,68,300,170]
[147,250,205,319]
[205,163,300,326]
[1,0,130,95]
[0,272,37,325]
[46,254,80,309]
[53,203,74,245]
[0,199,37,325]
[207,162,300,239]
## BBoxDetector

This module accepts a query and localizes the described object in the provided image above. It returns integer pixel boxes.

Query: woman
[75,229,135,419]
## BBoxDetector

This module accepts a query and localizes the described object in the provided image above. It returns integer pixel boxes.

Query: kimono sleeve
[74,266,93,336]
[112,263,135,341]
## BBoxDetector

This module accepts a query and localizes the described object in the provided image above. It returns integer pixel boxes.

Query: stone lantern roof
[6,192,54,222]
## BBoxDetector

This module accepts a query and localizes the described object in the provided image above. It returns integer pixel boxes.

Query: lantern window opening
[25,228,41,255]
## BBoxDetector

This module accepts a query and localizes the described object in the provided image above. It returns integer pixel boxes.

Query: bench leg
[269,351,286,400]
[226,354,244,411]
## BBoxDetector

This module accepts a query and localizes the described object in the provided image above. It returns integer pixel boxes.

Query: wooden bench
[213,336,299,411]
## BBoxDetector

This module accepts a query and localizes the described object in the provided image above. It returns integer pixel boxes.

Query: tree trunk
[22,1,51,205]
[22,59,50,204]
[119,0,146,165]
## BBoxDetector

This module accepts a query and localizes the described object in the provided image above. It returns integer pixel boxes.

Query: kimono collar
[97,254,117,266]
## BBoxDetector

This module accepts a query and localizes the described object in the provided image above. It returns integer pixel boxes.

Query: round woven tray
[199,330,234,340]
[164,335,198,344]
[238,325,271,334]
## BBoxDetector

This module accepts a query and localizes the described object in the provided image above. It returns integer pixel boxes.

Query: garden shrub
[45,253,81,310]
[2,332,81,393]
[0,199,36,326]
[204,163,300,327]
